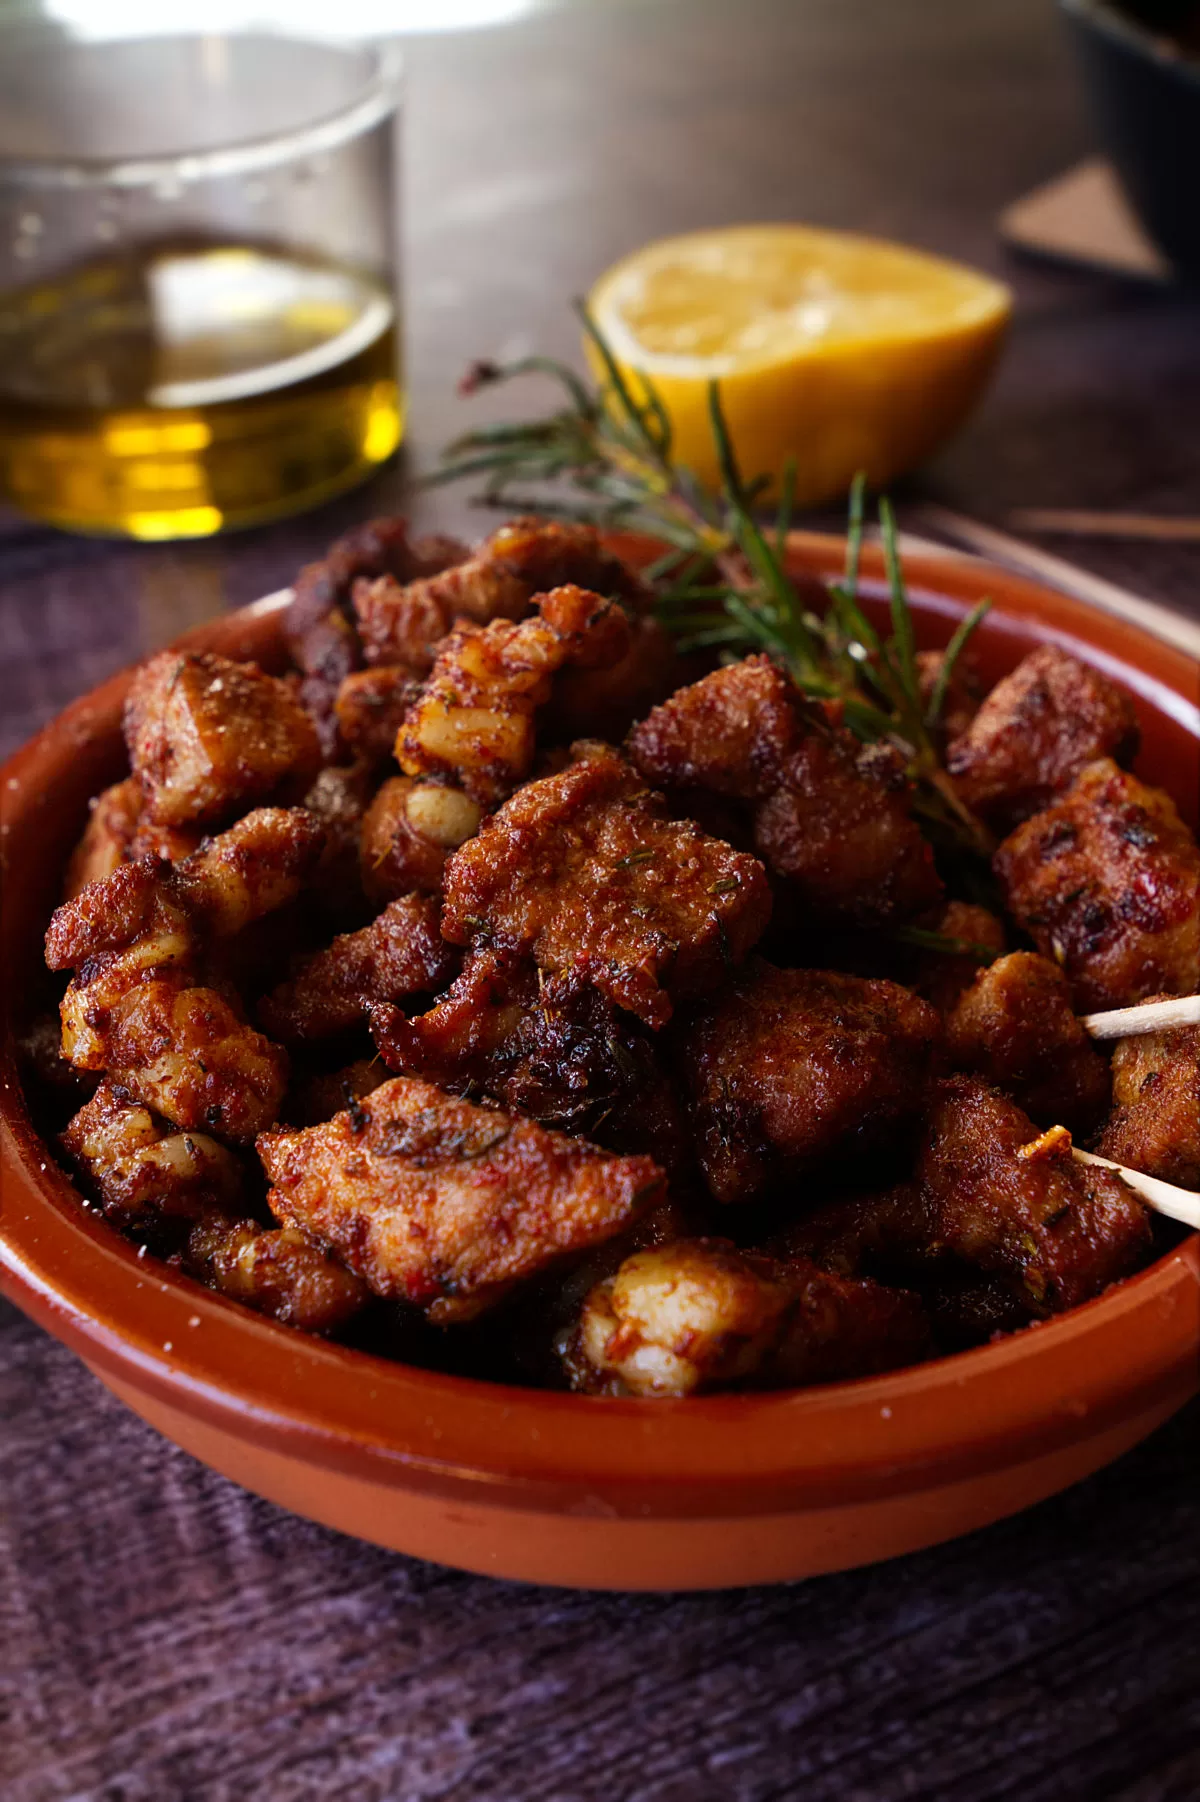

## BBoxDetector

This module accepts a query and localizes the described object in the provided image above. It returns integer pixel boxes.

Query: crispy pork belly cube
[260,895,457,1044]
[1097,1008,1200,1189]
[60,975,287,1144]
[124,650,321,828]
[994,758,1200,1009]
[360,774,482,905]
[628,655,799,800]
[755,732,942,926]
[916,648,982,745]
[542,614,680,745]
[61,1080,242,1232]
[287,1057,390,1128]
[257,1075,665,1322]
[186,1216,369,1334]
[397,586,633,806]
[947,951,1110,1134]
[909,900,1008,1014]
[285,515,462,677]
[569,1239,929,1397]
[441,744,771,1029]
[919,1076,1152,1314]
[948,646,1139,829]
[678,961,941,1204]
[352,574,450,674]
[170,807,326,938]
[46,856,191,974]
[333,665,421,766]
[63,778,143,900]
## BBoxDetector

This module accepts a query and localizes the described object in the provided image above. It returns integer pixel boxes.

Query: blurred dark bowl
[1060,0,1200,278]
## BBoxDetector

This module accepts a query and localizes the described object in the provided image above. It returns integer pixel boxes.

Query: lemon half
[586,224,1012,506]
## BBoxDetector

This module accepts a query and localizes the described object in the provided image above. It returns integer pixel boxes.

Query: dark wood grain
[2,2,1199,1797]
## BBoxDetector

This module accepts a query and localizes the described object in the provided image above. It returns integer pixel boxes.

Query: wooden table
[3,3,1198,1796]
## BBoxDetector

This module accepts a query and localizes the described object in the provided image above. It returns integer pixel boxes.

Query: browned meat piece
[947,951,1110,1134]
[948,646,1140,830]
[185,1215,369,1334]
[334,666,421,766]
[63,778,142,899]
[60,974,287,1144]
[678,960,942,1204]
[128,816,205,864]
[774,1184,937,1279]
[46,855,191,974]
[442,743,771,1029]
[919,1077,1152,1314]
[916,647,983,745]
[125,650,321,828]
[260,895,457,1043]
[630,656,941,925]
[354,517,650,670]
[61,1080,242,1231]
[1097,1006,1200,1188]
[994,758,1200,1009]
[170,808,326,939]
[360,774,482,906]
[909,900,1007,1014]
[287,1058,389,1127]
[755,734,942,925]
[397,586,633,806]
[257,1075,665,1321]
[567,1239,929,1397]
[628,654,798,800]
[302,761,377,923]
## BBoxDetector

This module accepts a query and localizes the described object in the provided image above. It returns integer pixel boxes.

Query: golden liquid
[0,241,403,537]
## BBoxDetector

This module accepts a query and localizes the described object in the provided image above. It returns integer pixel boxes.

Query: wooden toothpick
[1081,996,1200,1041]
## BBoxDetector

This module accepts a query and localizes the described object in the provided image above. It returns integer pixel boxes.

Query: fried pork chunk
[568,1239,929,1397]
[629,656,941,925]
[184,1215,370,1334]
[353,517,650,668]
[946,951,1110,1134]
[124,650,321,829]
[301,762,376,924]
[919,1077,1152,1314]
[442,743,771,1029]
[947,646,1139,830]
[260,895,458,1043]
[46,811,323,1142]
[334,666,421,766]
[1097,1008,1200,1189]
[397,585,633,806]
[63,777,143,899]
[360,774,483,906]
[257,1076,666,1322]
[995,758,1200,1009]
[61,1080,242,1233]
[909,900,1007,1014]
[677,961,941,1204]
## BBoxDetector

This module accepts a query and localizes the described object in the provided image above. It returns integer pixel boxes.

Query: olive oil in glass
[0,240,403,537]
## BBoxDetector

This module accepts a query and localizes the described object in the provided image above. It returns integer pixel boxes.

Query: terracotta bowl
[2,532,1198,1591]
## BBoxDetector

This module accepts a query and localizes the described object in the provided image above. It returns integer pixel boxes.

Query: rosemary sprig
[428,307,993,862]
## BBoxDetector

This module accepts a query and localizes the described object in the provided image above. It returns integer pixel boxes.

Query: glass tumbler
[0,29,403,538]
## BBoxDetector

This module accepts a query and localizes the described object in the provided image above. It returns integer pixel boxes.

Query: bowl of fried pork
[1,515,1197,1589]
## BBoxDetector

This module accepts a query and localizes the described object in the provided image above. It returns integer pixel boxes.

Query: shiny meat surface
[677,960,942,1204]
[948,646,1139,829]
[258,1075,666,1321]
[397,585,632,806]
[1097,1008,1200,1189]
[124,650,321,828]
[260,895,458,1044]
[919,1076,1152,1314]
[946,950,1110,1133]
[61,1080,242,1233]
[334,666,422,766]
[185,1216,369,1334]
[63,777,142,900]
[569,1239,929,1397]
[629,655,799,800]
[994,758,1200,1009]
[441,743,771,1028]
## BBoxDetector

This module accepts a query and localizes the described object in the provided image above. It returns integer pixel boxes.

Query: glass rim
[0,30,402,193]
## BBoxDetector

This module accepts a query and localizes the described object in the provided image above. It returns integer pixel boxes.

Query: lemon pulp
[587,224,1012,505]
